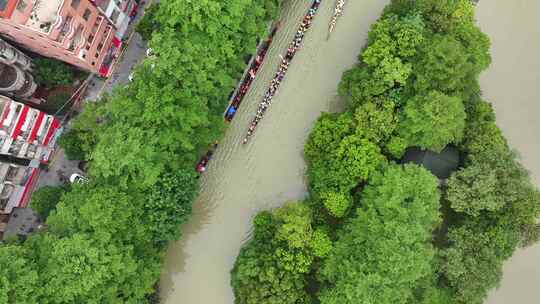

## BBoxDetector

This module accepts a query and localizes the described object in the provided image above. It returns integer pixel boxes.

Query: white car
[69,173,89,184]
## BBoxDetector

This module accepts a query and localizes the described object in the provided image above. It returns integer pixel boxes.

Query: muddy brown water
[477,1,540,303]
[159,0,389,303]
[160,1,540,303]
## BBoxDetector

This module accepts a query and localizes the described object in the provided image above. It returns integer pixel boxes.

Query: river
[476,1,540,303]
[159,0,389,303]
[160,1,540,303]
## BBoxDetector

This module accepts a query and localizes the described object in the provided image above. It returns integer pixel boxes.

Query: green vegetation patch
[231,1,540,304]
[0,1,282,303]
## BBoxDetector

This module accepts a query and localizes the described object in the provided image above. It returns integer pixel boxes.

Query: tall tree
[398,90,466,152]
[319,164,441,304]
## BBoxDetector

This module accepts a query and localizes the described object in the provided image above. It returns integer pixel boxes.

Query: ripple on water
[160,0,390,303]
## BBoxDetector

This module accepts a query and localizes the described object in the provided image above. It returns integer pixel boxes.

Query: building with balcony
[0,0,129,76]
[0,37,36,98]
[0,160,39,219]
[0,95,61,163]
[93,0,137,39]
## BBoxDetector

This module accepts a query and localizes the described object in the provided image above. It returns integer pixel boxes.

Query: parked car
[69,173,88,184]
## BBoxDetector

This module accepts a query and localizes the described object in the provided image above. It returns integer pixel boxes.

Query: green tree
[440,223,518,304]
[231,202,330,304]
[29,185,67,218]
[33,58,75,88]
[354,99,398,144]
[398,91,466,152]
[59,101,105,161]
[46,185,151,245]
[28,233,156,304]
[144,169,199,244]
[319,165,441,304]
[0,245,40,304]
[135,3,161,41]
[446,164,505,216]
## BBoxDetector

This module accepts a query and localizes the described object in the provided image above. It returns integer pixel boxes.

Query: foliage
[33,58,75,88]
[29,185,67,218]
[398,90,466,152]
[33,185,161,303]
[136,3,160,41]
[305,111,387,217]
[354,99,398,144]
[411,35,470,95]
[0,245,40,304]
[144,169,199,244]
[59,101,105,161]
[231,202,330,304]
[0,1,281,303]
[233,2,540,304]
[446,164,504,216]
[44,92,72,115]
[440,222,518,304]
[319,164,441,304]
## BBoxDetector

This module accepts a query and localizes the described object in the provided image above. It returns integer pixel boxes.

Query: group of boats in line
[197,0,346,172]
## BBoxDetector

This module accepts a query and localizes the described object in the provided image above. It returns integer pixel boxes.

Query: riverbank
[159,0,389,302]
[476,1,540,303]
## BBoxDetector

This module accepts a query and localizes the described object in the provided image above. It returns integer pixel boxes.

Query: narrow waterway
[476,1,540,303]
[159,0,389,303]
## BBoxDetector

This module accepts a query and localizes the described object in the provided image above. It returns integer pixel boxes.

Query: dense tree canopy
[319,165,441,304]
[232,2,540,304]
[33,58,76,89]
[29,185,68,218]
[231,202,330,304]
[0,245,39,304]
[1,1,281,303]
[398,90,466,152]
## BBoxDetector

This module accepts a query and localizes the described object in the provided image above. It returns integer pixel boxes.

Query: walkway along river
[477,1,540,303]
[159,0,389,303]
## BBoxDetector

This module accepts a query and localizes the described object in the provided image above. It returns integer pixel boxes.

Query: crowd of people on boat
[196,141,219,173]
[225,25,280,121]
[243,0,322,144]
[328,0,346,38]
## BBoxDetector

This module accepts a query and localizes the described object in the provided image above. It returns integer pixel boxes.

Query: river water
[159,0,389,303]
[476,1,540,303]
[160,1,540,303]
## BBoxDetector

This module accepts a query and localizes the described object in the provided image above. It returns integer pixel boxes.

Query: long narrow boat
[223,22,281,122]
[327,0,345,40]
[242,0,322,144]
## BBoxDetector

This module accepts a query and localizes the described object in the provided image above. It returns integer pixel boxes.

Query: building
[0,160,39,220]
[0,0,133,76]
[0,37,36,98]
[92,0,138,39]
[0,95,62,163]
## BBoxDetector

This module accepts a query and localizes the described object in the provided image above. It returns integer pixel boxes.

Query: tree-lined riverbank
[159,1,390,302]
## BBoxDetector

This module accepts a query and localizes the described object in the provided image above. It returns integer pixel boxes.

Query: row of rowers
[243,0,322,144]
